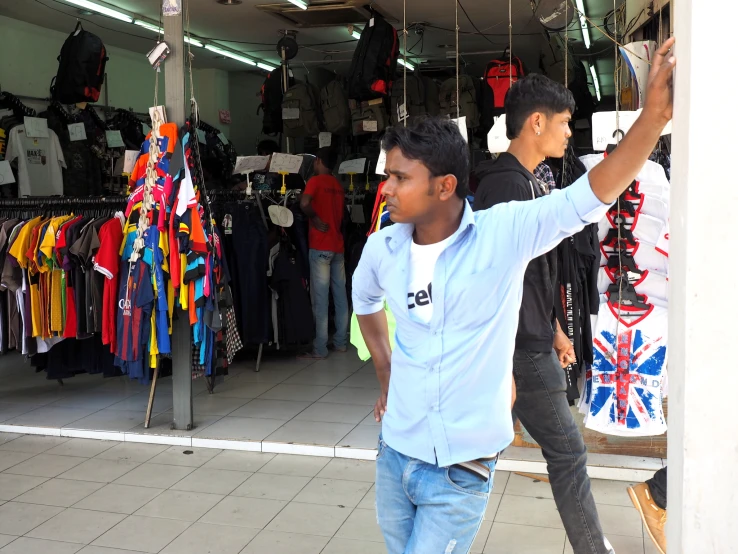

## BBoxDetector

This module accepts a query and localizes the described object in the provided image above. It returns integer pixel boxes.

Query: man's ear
[530,112,543,135]
[438,174,458,201]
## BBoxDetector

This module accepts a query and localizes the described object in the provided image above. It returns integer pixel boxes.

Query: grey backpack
[390,75,426,125]
[320,80,351,135]
[439,75,480,128]
[282,81,321,137]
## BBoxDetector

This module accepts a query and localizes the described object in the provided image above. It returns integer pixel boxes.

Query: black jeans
[513,349,612,554]
[647,467,667,509]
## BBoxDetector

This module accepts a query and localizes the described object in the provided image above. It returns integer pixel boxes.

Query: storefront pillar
[668,0,738,550]
[163,8,193,431]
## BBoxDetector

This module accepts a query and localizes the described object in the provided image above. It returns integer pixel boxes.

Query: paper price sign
[451,116,468,143]
[362,120,378,133]
[319,132,332,148]
[123,150,139,175]
[282,108,300,120]
[339,158,367,175]
[68,122,87,142]
[486,115,511,153]
[375,149,387,175]
[24,117,50,139]
[105,130,125,148]
[0,161,15,185]
[233,156,270,175]
[269,153,303,174]
[591,109,672,151]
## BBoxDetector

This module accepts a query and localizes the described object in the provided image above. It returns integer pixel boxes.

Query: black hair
[315,147,338,171]
[505,74,576,139]
[382,116,469,199]
[257,139,280,155]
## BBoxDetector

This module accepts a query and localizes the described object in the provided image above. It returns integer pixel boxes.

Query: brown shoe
[628,483,667,553]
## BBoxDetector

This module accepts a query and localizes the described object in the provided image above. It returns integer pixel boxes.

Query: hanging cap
[268,205,294,228]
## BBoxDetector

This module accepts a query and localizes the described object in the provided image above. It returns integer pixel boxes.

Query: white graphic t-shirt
[5,126,65,197]
[407,236,453,324]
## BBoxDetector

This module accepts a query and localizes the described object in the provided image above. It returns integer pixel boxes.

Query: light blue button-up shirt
[352,173,610,467]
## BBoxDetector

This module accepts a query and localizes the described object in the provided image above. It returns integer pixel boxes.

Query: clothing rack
[0,88,149,120]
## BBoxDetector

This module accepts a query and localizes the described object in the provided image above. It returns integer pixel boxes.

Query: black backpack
[51,23,109,104]
[258,69,293,135]
[347,14,399,101]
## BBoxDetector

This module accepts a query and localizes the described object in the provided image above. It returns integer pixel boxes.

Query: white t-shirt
[597,267,668,303]
[655,221,669,257]
[5,126,65,197]
[598,211,667,245]
[407,236,453,324]
[600,241,669,275]
[579,154,671,203]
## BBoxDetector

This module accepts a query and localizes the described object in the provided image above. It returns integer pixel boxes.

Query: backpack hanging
[320,79,351,135]
[347,14,399,101]
[51,23,109,104]
[439,75,480,128]
[481,54,525,131]
[282,80,321,138]
[390,74,426,125]
[258,69,293,135]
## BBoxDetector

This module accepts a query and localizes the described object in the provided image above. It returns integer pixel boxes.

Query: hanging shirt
[406,236,453,324]
[655,221,669,257]
[5,127,66,196]
[586,302,668,437]
[304,174,345,253]
[597,267,668,303]
[598,211,667,245]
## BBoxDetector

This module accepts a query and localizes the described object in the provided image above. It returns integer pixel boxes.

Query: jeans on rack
[308,249,348,357]
[376,436,495,554]
[647,467,668,509]
[512,349,614,554]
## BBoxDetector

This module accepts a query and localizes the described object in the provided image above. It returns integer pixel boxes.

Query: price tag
[486,115,511,153]
[217,132,228,145]
[282,108,300,120]
[362,120,378,133]
[269,153,303,174]
[339,158,367,175]
[105,130,125,148]
[375,149,387,175]
[123,150,139,175]
[369,17,375,27]
[591,109,672,151]
[196,128,207,144]
[397,103,408,122]
[232,155,270,175]
[24,117,50,139]
[0,161,15,186]
[218,109,231,124]
[451,116,468,143]
[319,132,332,148]
[68,122,87,142]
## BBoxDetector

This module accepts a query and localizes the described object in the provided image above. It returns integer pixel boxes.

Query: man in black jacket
[475,74,612,554]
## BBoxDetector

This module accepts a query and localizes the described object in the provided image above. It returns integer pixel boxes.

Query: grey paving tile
[192,395,250,416]
[337,426,380,450]
[321,538,387,554]
[73,484,164,515]
[0,537,84,554]
[45,439,117,458]
[0,451,35,472]
[265,420,356,446]
[494,495,564,530]
[335,508,384,542]
[265,501,351,537]
[15,478,104,507]
[92,515,190,553]
[0,536,14,549]
[159,522,258,554]
[503,472,554,499]
[0,473,47,500]
[294,403,373,424]
[317,458,376,482]
[57,459,140,483]
[193,416,285,442]
[294,478,372,508]
[228,399,311,420]
[147,446,221,468]
[231,473,310,501]
[0,502,64,535]
[135,489,224,522]
[283,370,357,387]
[170,467,252,495]
[597,504,645,538]
[198,496,288,529]
[590,478,639,507]
[0,403,41,423]
[484,522,566,553]
[3,407,97,428]
[472,520,492,553]
[0,433,22,446]
[258,454,331,478]
[65,411,145,433]
[0,435,70,454]
[491,470,510,495]
[77,547,144,554]
[357,485,375,510]
[258,384,334,402]
[201,450,275,473]
[113,463,195,489]
[565,533,646,554]
[94,443,168,463]
[336,373,383,389]
[3,454,87,478]
[239,530,329,554]
[215,383,278,399]
[484,493,503,521]
[27,508,126,544]
[318,387,379,406]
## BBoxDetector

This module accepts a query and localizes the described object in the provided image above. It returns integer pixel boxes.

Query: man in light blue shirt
[353,38,676,554]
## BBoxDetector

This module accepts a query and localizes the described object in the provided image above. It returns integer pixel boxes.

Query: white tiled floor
[0,432,658,554]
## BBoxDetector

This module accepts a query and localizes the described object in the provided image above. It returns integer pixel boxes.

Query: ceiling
[1,0,622,96]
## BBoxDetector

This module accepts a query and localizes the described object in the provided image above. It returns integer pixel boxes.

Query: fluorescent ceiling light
[589,64,601,101]
[63,0,133,23]
[575,0,591,49]
[257,62,277,71]
[398,59,415,71]
[135,20,203,47]
[205,44,256,66]
[287,0,309,9]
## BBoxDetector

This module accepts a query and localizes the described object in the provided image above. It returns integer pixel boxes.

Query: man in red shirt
[299,148,348,359]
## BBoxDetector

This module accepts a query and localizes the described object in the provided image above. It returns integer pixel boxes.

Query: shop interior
[0,0,670,477]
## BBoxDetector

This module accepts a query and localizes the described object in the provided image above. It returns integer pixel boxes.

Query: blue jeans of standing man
[376,436,495,554]
[309,249,348,357]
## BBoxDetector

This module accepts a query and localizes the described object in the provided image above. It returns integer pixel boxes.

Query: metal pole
[281,46,291,154]
[164,6,193,431]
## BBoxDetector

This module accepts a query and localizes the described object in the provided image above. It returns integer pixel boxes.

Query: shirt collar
[386,200,477,253]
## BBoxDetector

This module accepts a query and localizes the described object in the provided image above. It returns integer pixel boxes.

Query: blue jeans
[309,249,348,357]
[376,437,495,554]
